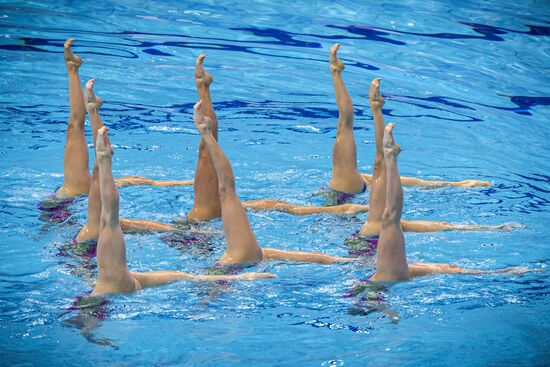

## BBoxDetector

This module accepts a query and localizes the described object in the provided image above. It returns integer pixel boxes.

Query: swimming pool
[1,0,549,365]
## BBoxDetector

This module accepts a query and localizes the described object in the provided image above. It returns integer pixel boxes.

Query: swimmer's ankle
[369,78,385,110]
[329,44,345,74]
[64,38,82,71]
[195,53,213,89]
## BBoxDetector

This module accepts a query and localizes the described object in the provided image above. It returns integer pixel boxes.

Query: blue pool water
[1,0,549,365]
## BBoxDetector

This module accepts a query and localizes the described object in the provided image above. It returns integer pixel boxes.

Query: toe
[86,78,95,90]
[64,38,75,49]
[197,53,206,65]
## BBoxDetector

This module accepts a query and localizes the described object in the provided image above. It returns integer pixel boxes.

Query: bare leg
[119,218,218,235]
[187,54,222,221]
[115,176,193,188]
[359,218,526,235]
[131,270,275,288]
[262,248,357,265]
[407,263,541,277]
[371,124,410,282]
[401,220,525,232]
[193,101,263,264]
[76,79,104,242]
[242,199,369,215]
[56,39,91,198]
[361,78,387,236]
[328,44,365,194]
[92,127,138,296]
[361,174,490,188]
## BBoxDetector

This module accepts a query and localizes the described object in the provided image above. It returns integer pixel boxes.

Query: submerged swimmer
[186,53,222,222]
[328,44,367,195]
[55,38,91,199]
[184,54,366,219]
[371,124,534,281]
[91,126,275,296]
[359,77,522,237]
[75,79,209,243]
[328,44,490,192]
[193,100,357,265]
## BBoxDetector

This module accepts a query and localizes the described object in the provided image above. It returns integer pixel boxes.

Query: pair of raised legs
[327,44,520,236]
[372,124,532,281]
[75,79,201,242]
[193,100,357,265]
[185,54,370,221]
[91,126,275,296]
[56,39,91,199]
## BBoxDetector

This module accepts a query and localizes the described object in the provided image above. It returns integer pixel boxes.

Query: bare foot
[494,223,527,231]
[492,266,544,276]
[84,78,103,112]
[369,78,384,109]
[96,126,114,159]
[329,44,345,73]
[195,53,213,88]
[64,38,82,70]
[383,123,401,158]
[193,100,213,134]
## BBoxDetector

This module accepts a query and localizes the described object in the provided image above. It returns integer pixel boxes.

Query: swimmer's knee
[382,208,398,225]
[373,154,384,170]
[218,178,236,199]
[68,115,83,126]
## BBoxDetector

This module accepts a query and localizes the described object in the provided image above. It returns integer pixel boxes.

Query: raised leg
[361,78,387,236]
[193,101,263,264]
[76,79,104,242]
[77,81,194,242]
[187,53,222,221]
[328,44,365,194]
[92,127,137,296]
[371,123,411,282]
[56,39,91,198]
